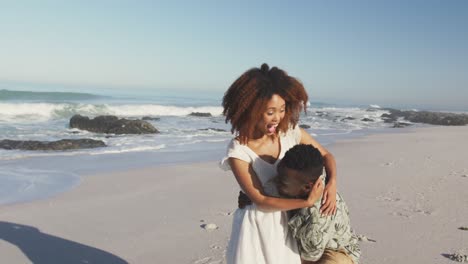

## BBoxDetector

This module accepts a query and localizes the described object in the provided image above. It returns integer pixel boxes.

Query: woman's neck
[250,132,277,144]
[247,133,279,152]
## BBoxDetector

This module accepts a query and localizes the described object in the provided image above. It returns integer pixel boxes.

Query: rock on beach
[0,139,106,151]
[70,115,159,134]
[382,109,468,126]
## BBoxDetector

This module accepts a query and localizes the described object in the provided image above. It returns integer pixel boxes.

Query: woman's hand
[320,181,337,215]
[238,191,252,209]
[298,128,338,215]
[306,178,324,207]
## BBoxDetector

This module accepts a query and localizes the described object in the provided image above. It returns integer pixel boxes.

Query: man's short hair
[279,144,324,181]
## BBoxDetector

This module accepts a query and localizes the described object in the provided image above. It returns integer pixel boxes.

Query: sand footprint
[376,191,401,203]
[391,211,412,218]
[210,244,222,250]
[396,203,434,217]
[376,196,401,202]
[207,260,223,264]
[194,257,212,264]
[412,208,434,216]
[194,257,225,264]
[462,168,468,177]
[381,161,395,167]
[376,192,406,217]
[218,211,232,216]
[357,234,377,243]
[459,169,468,177]
[449,169,468,178]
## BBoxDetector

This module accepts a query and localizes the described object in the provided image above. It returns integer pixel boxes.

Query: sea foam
[0,102,223,122]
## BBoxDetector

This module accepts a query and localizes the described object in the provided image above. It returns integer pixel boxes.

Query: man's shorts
[303,249,355,264]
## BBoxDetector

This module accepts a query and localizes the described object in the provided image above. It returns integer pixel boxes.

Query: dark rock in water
[142,116,160,121]
[366,108,379,112]
[381,113,398,123]
[189,112,212,117]
[383,108,468,126]
[199,128,227,132]
[315,111,328,117]
[0,139,106,151]
[361,118,374,122]
[299,124,311,129]
[341,117,356,121]
[392,122,412,128]
[70,115,159,134]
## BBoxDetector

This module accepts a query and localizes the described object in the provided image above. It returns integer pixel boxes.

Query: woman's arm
[229,158,323,211]
[299,128,338,215]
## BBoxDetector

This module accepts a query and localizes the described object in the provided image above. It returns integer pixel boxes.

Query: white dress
[220,126,303,264]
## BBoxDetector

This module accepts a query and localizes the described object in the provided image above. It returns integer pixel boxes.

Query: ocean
[0,88,413,205]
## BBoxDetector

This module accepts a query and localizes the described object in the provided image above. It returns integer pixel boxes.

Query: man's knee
[314,250,354,264]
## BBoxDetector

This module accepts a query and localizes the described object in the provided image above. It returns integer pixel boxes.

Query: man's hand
[238,191,252,209]
[320,181,337,215]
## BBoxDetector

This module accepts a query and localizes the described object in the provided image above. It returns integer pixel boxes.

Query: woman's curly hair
[222,63,309,144]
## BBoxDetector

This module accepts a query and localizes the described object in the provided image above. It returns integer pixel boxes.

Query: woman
[221,63,338,264]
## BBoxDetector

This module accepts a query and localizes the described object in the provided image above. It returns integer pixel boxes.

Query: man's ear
[302,182,313,192]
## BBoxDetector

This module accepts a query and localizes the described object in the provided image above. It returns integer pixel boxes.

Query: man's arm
[230,158,323,211]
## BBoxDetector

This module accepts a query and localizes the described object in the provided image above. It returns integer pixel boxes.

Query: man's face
[276,166,310,199]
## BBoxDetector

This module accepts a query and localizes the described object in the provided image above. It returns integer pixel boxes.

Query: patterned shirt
[288,192,361,263]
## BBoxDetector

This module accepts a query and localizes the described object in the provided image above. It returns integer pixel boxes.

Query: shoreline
[1,125,467,263]
[0,124,418,206]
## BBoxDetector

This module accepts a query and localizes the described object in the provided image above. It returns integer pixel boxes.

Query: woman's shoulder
[228,137,247,150]
[220,138,253,170]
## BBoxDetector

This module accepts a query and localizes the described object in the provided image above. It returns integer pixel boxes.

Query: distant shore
[1,125,467,263]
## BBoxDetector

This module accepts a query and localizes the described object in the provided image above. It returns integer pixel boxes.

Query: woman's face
[256,94,286,136]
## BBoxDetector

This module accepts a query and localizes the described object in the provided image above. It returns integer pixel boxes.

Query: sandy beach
[1,125,467,264]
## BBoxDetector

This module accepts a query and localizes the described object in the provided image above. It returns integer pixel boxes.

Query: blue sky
[1,1,467,110]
